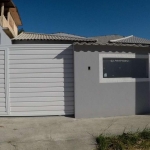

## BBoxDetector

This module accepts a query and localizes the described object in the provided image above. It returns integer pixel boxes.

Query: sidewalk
[0,115,149,150]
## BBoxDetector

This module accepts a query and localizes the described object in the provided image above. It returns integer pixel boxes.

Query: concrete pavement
[0,115,149,150]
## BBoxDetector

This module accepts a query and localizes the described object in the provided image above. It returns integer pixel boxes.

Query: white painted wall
[0,26,11,45]
[74,45,150,118]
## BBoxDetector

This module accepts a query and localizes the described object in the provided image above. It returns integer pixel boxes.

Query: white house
[0,0,150,118]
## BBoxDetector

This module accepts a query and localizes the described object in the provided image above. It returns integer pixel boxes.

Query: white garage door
[9,44,74,116]
[0,50,7,115]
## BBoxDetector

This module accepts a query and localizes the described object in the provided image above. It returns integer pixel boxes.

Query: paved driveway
[0,115,149,150]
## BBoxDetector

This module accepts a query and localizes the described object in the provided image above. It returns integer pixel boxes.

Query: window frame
[99,53,149,83]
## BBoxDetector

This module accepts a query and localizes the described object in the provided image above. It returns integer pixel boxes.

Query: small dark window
[103,58,148,78]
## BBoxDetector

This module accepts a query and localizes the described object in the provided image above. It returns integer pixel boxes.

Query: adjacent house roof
[51,32,86,38]
[13,32,150,47]
[74,35,150,47]
[1,0,15,7]
[91,35,124,44]
[12,32,96,42]
[2,0,22,26]
[109,35,150,44]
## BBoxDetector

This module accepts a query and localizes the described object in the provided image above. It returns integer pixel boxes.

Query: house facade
[74,37,150,118]
[0,31,96,116]
[0,0,149,118]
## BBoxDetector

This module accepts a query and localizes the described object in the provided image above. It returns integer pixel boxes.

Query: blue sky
[13,0,150,39]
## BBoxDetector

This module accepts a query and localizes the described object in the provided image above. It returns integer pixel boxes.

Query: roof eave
[73,42,150,47]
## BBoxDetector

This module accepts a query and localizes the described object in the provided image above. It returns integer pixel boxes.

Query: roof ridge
[110,35,133,42]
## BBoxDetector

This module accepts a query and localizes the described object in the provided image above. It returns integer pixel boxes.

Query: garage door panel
[10,46,72,50]
[10,92,74,98]
[11,101,74,107]
[0,50,6,114]
[10,64,73,69]
[0,65,4,69]
[0,103,6,107]
[0,55,5,60]
[0,93,5,98]
[0,51,4,55]
[0,60,4,65]
[11,106,74,112]
[0,107,6,112]
[10,54,73,60]
[10,82,74,88]
[10,59,73,64]
[0,88,5,93]
[9,50,73,55]
[10,68,73,74]
[10,73,74,78]
[9,45,74,116]
[10,78,74,83]
[11,111,74,116]
[10,97,74,102]
[0,84,5,88]
[0,70,5,74]
[10,87,74,93]
[0,98,6,102]
[0,74,5,79]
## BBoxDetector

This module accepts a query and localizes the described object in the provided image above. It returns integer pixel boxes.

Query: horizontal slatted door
[0,50,7,115]
[9,45,74,116]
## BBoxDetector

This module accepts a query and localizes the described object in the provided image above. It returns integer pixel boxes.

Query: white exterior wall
[74,45,150,118]
[0,26,12,45]
[8,44,74,116]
